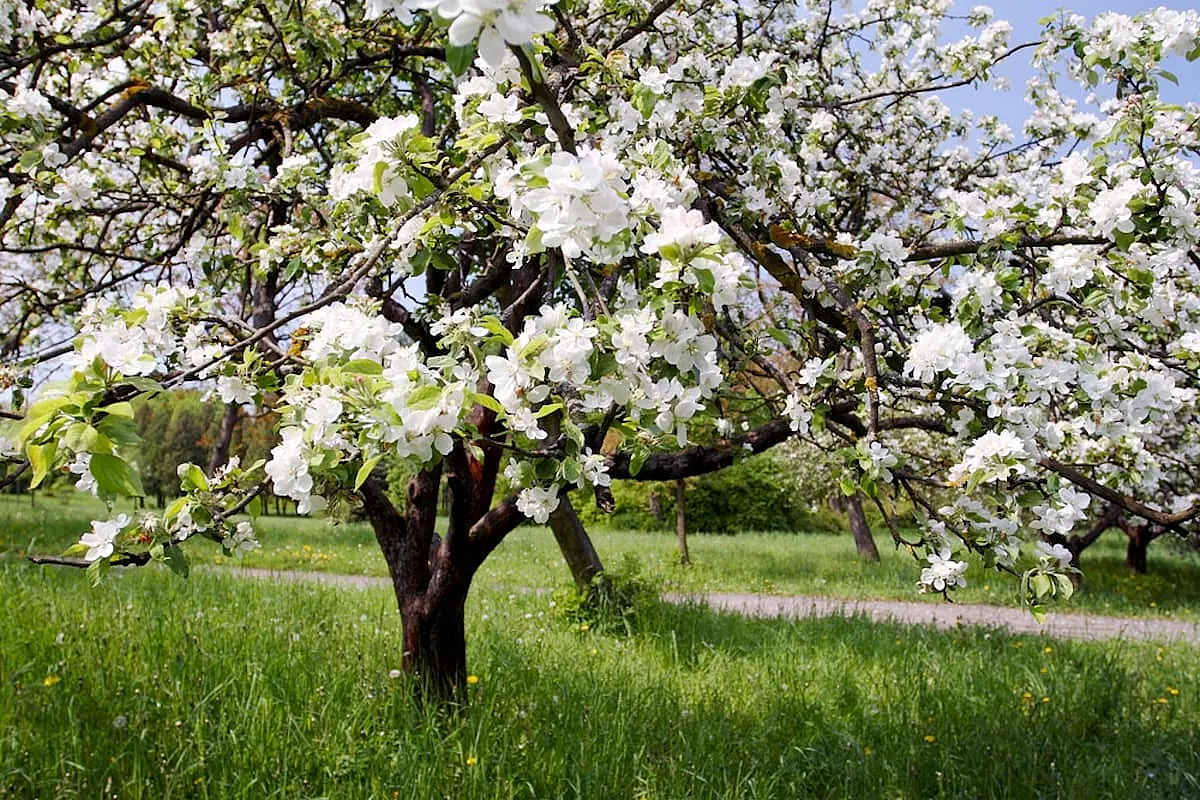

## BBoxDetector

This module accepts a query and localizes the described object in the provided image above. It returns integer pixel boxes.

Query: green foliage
[132,392,277,502]
[133,391,224,500]
[553,554,660,635]
[577,452,841,534]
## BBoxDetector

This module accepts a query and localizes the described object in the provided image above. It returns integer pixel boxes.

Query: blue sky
[949,2,1199,128]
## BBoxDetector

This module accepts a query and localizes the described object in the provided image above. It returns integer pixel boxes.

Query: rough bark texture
[675,478,690,566]
[846,493,880,562]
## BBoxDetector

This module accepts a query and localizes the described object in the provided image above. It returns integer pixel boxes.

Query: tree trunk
[1118,517,1162,576]
[402,582,470,701]
[358,442,525,705]
[207,403,240,475]
[846,492,880,562]
[1125,530,1150,575]
[675,478,691,565]
[549,496,605,591]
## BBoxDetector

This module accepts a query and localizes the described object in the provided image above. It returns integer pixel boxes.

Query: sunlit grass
[6,492,1200,621]
[2,561,1197,799]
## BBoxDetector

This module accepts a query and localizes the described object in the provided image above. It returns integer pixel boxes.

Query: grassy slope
[2,562,1198,799]
[4,492,1199,621]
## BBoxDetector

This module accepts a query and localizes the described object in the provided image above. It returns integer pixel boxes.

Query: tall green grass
[6,493,1200,620]
[2,562,1198,798]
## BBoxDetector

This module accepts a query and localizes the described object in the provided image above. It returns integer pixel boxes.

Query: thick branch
[1039,458,1200,527]
[608,419,795,481]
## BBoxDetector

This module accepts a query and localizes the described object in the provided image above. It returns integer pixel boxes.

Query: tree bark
[357,438,526,704]
[549,496,605,591]
[207,403,240,475]
[1118,517,1163,575]
[675,478,690,565]
[846,492,880,562]
[1126,534,1149,575]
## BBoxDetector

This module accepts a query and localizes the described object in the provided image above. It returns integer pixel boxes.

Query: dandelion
[465,756,478,767]
[1168,687,1180,696]
[923,735,936,743]
[1041,696,1051,704]
[1043,647,1053,654]
[466,675,479,685]
[43,675,61,687]
[578,623,591,632]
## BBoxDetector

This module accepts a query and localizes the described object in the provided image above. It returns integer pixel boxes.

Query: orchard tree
[5,0,1200,697]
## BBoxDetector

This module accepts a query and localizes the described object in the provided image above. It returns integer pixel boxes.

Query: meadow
[3,492,1200,797]
[2,560,1199,799]
[4,492,1200,622]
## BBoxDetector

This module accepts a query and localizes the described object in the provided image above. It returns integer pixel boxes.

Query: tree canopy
[4,0,1200,691]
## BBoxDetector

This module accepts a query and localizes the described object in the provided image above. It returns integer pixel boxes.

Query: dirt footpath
[230,568,1200,645]
[666,592,1200,644]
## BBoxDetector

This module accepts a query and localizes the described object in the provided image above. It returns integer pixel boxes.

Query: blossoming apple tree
[4,0,1200,695]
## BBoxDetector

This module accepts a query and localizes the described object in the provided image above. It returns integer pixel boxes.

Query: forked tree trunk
[675,478,690,565]
[1118,517,1163,576]
[846,493,880,562]
[358,437,522,703]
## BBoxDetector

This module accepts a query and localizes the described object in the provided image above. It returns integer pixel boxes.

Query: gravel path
[228,567,1200,645]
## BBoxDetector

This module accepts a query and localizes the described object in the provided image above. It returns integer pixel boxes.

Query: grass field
[5,492,1200,622]
[2,561,1198,799]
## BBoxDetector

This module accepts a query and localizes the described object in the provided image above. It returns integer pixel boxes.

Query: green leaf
[162,543,190,578]
[1030,572,1052,598]
[534,402,563,419]
[96,414,141,447]
[479,316,515,346]
[355,455,383,490]
[470,392,504,414]
[1030,604,1047,624]
[180,463,209,492]
[372,160,387,195]
[343,359,384,375]
[632,84,658,119]
[164,496,188,520]
[19,396,67,441]
[1054,573,1075,599]
[446,41,476,76]
[27,442,55,489]
[406,384,443,411]
[98,401,135,418]
[629,450,648,477]
[89,452,144,497]
[19,149,43,170]
[693,267,716,294]
[839,474,857,497]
